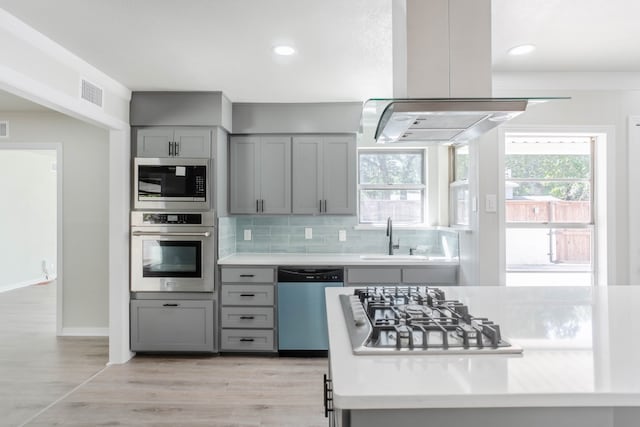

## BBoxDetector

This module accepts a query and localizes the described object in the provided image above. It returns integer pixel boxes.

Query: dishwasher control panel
[277,268,344,282]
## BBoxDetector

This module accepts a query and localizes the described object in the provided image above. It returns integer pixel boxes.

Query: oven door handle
[131,231,211,237]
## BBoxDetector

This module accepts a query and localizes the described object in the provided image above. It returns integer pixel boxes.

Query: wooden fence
[506,200,591,263]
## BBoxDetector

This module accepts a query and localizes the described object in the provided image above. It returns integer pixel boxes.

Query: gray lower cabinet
[220,267,277,352]
[292,135,356,215]
[346,267,402,284]
[130,299,215,352]
[402,266,457,284]
[136,127,212,158]
[346,266,458,286]
[229,136,291,214]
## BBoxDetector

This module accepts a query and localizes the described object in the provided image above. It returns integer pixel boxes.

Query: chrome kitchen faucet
[386,217,400,255]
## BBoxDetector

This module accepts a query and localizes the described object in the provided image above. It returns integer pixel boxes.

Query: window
[449,145,470,226]
[504,135,594,286]
[358,150,426,225]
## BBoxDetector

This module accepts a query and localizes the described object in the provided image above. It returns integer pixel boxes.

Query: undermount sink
[359,254,429,261]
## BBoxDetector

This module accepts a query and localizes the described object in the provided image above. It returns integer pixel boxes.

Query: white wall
[0,149,56,290]
[1,111,109,331]
[461,75,640,286]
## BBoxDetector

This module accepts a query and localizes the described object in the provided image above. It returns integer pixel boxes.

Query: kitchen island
[326,286,640,427]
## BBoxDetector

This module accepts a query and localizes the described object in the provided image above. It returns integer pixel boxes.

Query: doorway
[0,143,62,327]
[501,133,598,286]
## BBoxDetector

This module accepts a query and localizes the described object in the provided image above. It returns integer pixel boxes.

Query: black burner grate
[355,286,506,350]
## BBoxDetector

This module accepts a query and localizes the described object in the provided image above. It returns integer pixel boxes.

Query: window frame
[357,148,428,226]
[503,134,596,285]
[449,144,470,227]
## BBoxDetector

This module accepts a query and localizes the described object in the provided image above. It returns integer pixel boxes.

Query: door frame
[498,125,615,286]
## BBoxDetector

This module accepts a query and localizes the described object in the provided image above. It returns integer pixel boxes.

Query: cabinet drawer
[221,267,274,283]
[221,284,274,306]
[402,267,457,284]
[220,329,275,352]
[220,307,274,328]
[347,268,401,284]
[130,300,215,352]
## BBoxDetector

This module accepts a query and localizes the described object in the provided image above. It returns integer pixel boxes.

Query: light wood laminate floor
[1,282,328,426]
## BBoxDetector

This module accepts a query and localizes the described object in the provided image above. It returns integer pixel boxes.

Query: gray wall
[1,111,109,330]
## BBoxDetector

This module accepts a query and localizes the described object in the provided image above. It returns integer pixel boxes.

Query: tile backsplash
[218,215,459,257]
[217,216,237,258]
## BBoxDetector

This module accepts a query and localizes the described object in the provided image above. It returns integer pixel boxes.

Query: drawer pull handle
[163,303,179,307]
[324,374,334,417]
[239,274,255,277]
[239,316,255,320]
[240,338,255,342]
[239,293,255,297]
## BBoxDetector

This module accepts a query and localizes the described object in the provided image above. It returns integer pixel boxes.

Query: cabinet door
[130,300,215,352]
[173,128,211,158]
[260,136,291,214]
[292,137,322,214]
[229,136,260,214]
[136,128,174,157]
[323,136,356,214]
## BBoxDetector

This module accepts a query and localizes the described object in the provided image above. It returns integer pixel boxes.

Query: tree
[505,154,590,201]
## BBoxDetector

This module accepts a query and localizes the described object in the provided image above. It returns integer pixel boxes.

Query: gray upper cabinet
[229,136,291,214]
[136,127,212,158]
[292,135,356,215]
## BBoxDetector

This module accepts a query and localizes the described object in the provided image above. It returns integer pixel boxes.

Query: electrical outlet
[339,230,347,242]
[305,228,313,239]
[243,229,252,241]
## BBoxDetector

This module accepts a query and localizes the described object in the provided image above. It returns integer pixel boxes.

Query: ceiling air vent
[80,79,104,108]
[0,121,8,138]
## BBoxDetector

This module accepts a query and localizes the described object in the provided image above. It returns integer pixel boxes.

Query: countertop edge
[217,253,459,267]
[332,392,640,410]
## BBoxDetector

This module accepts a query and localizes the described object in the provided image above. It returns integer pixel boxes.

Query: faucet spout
[387,217,395,255]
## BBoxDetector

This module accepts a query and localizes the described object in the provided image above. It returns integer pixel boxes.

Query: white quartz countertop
[217,253,459,266]
[326,285,640,410]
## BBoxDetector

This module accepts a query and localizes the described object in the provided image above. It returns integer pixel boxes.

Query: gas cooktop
[340,286,522,355]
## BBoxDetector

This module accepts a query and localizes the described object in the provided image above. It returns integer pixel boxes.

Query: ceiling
[0,0,639,107]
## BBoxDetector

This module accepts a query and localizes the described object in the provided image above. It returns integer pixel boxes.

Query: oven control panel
[131,210,215,227]
[142,213,203,225]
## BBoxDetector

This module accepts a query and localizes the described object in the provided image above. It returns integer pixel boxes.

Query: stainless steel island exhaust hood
[373,98,528,144]
[363,0,564,146]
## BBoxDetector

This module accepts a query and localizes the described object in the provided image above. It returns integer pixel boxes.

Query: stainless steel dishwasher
[277,267,344,355]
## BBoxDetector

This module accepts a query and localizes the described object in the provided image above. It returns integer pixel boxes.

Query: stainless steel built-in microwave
[134,157,210,210]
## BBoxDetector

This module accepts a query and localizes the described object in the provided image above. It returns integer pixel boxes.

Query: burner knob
[349,296,367,327]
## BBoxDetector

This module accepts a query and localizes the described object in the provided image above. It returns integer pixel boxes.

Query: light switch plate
[339,230,347,242]
[485,194,497,213]
[243,229,252,241]
[305,228,313,239]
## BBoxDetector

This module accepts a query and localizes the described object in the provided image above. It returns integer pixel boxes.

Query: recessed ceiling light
[273,45,296,56]
[507,44,536,56]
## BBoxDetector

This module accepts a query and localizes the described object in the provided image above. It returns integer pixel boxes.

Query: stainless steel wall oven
[134,157,210,210]
[130,211,215,292]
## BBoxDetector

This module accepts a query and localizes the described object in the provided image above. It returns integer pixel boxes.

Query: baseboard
[60,327,109,337]
[0,276,52,293]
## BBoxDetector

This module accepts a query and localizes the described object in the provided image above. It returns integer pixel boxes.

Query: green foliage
[506,154,590,201]
[359,152,423,185]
